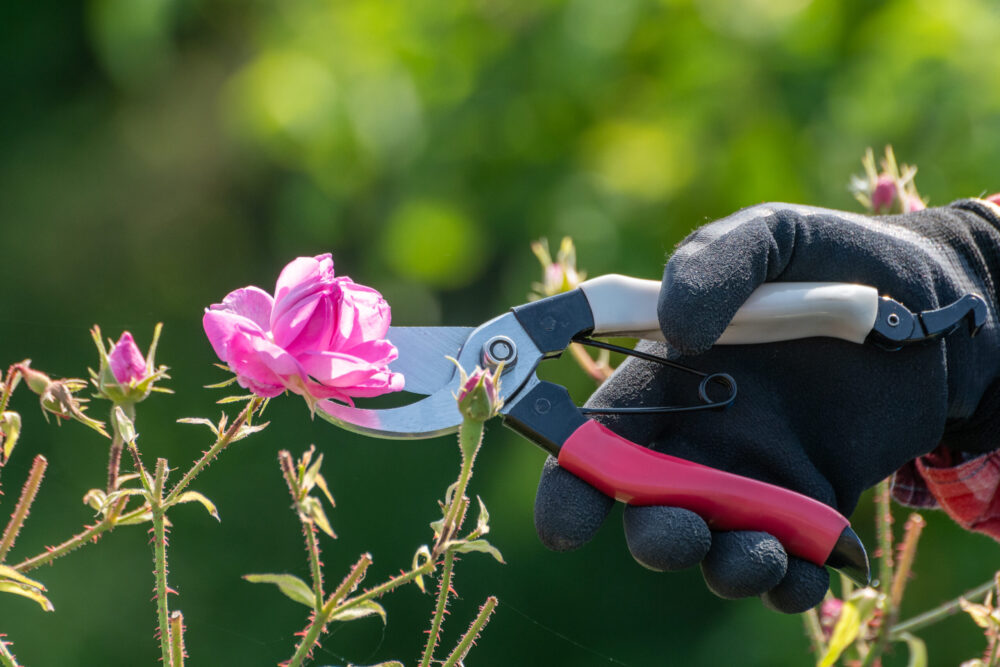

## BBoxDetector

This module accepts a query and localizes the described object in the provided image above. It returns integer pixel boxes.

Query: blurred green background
[2,0,1000,664]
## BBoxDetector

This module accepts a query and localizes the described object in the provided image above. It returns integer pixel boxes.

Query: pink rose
[108,332,148,385]
[203,254,404,405]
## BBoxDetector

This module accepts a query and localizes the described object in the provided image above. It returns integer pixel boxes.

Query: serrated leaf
[302,497,336,538]
[204,374,239,389]
[113,406,137,444]
[233,421,269,442]
[175,491,220,521]
[243,573,315,608]
[330,600,386,624]
[176,418,219,436]
[217,394,255,404]
[449,539,505,564]
[898,632,927,667]
[819,588,882,667]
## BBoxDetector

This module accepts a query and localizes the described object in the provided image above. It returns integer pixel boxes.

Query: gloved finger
[657,203,939,355]
[622,505,711,571]
[534,343,677,552]
[761,557,830,614]
[534,455,614,551]
[700,531,788,599]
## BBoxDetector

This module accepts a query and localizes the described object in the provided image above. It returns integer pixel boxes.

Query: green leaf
[450,539,505,564]
[176,418,219,436]
[412,545,432,593]
[0,566,53,612]
[302,453,323,493]
[217,394,255,404]
[314,472,336,509]
[113,406,137,444]
[959,597,1000,629]
[898,632,927,667]
[302,496,336,538]
[243,573,315,608]
[174,491,221,521]
[819,588,883,667]
[83,488,107,511]
[233,421,269,442]
[1,411,22,462]
[475,496,490,536]
[330,600,386,624]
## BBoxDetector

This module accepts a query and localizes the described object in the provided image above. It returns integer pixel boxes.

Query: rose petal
[335,279,391,348]
[203,309,268,362]
[213,286,274,331]
[272,255,334,324]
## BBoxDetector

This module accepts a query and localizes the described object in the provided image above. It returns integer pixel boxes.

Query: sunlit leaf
[217,394,255,404]
[175,491,221,521]
[412,545,432,594]
[0,566,53,612]
[233,421,269,442]
[819,587,882,667]
[429,517,445,540]
[176,418,220,436]
[449,539,505,564]
[1,411,21,463]
[112,406,137,444]
[898,632,927,667]
[475,496,490,536]
[83,488,107,511]
[330,600,386,624]
[302,497,336,538]
[243,573,315,608]
[314,472,335,508]
[302,452,323,493]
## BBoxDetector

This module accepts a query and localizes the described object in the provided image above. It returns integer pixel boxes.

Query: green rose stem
[874,478,895,593]
[151,457,174,667]
[13,496,129,573]
[443,596,498,667]
[422,412,486,667]
[0,455,47,563]
[285,557,436,667]
[169,611,186,667]
[0,636,18,667]
[891,578,997,637]
[278,451,325,607]
[165,397,263,505]
[106,403,135,494]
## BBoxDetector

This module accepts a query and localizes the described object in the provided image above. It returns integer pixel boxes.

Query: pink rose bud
[871,175,897,213]
[203,254,404,406]
[108,332,147,385]
[454,365,503,422]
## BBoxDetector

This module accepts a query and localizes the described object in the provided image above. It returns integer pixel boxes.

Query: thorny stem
[0,637,17,667]
[304,524,324,607]
[169,611,186,667]
[420,550,456,667]
[166,397,262,505]
[285,559,435,667]
[0,455,47,562]
[874,478,894,590]
[152,458,173,667]
[442,596,497,667]
[890,561,993,636]
[0,364,23,416]
[435,418,482,555]
[13,497,127,573]
[864,513,926,667]
[803,607,825,658]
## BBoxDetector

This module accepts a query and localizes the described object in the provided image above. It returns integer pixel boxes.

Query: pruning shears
[316,275,988,586]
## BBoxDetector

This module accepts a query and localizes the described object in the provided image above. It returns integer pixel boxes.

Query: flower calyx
[90,324,170,405]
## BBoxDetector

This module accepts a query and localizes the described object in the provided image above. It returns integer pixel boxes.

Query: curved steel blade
[388,326,473,396]
[315,313,543,439]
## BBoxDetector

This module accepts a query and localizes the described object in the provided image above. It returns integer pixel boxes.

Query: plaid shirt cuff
[892,447,1000,541]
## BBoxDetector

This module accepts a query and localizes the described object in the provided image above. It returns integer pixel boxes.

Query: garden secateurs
[316,275,988,586]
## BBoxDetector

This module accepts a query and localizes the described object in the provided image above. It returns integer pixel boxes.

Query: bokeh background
[2,0,1000,665]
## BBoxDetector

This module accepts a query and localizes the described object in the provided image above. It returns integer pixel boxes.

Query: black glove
[534,200,1000,613]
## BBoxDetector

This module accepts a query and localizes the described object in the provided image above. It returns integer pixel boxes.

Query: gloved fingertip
[701,531,787,599]
[761,558,830,614]
[534,456,614,552]
[623,505,711,572]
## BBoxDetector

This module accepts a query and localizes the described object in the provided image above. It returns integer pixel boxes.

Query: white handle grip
[577,274,880,345]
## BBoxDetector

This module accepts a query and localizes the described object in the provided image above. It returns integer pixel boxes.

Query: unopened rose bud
[455,366,502,423]
[530,237,586,300]
[91,325,168,404]
[16,362,52,396]
[870,175,896,213]
[108,332,147,385]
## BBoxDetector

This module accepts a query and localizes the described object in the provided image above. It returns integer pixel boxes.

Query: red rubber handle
[556,420,849,567]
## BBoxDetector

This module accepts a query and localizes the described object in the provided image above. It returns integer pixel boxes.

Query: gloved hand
[534,200,1000,613]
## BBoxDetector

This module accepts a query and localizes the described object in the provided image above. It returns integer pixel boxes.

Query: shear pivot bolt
[483,335,517,371]
[887,313,900,327]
